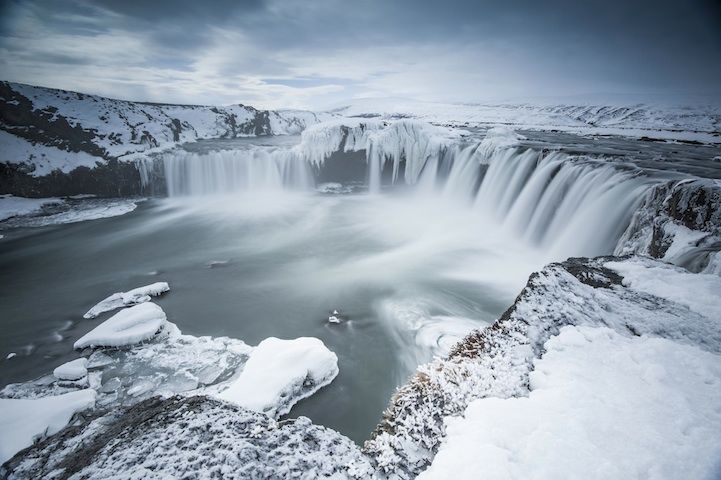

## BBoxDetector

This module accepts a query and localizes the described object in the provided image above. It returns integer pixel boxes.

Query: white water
[139,127,659,261]
[139,147,313,196]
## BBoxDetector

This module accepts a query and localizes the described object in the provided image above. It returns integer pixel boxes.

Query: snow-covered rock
[0,389,96,463]
[53,358,88,381]
[617,178,721,274]
[217,337,339,418]
[419,325,721,480]
[363,255,721,478]
[83,282,170,319]
[0,396,374,479]
[74,302,169,349]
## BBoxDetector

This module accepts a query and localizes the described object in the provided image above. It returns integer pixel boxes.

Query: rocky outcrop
[363,256,720,478]
[1,395,374,479]
[617,178,721,273]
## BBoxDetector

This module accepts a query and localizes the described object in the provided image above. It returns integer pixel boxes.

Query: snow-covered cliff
[0,82,325,195]
[363,256,721,478]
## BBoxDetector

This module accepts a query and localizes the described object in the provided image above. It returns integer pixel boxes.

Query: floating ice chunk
[83,282,170,319]
[0,389,96,463]
[206,260,229,268]
[217,337,339,418]
[53,358,88,381]
[75,302,168,349]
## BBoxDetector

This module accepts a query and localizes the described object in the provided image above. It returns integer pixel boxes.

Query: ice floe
[216,337,339,418]
[0,389,96,463]
[75,302,169,349]
[53,358,88,381]
[83,281,170,319]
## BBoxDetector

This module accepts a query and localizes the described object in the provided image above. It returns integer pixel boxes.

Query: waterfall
[134,122,709,265]
[138,147,314,196]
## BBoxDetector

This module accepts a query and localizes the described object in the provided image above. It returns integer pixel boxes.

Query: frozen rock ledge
[0,396,374,479]
[216,337,339,418]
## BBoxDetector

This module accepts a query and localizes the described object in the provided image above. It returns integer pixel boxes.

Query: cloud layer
[1,0,720,109]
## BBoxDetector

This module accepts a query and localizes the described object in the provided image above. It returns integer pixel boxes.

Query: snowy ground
[420,325,721,480]
[329,97,721,143]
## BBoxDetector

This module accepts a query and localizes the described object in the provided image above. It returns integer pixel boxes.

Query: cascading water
[138,147,314,196]
[135,123,664,261]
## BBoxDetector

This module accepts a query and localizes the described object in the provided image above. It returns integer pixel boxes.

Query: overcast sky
[1,0,720,109]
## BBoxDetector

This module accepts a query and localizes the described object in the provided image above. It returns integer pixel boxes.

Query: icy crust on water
[0,197,139,228]
[0,194,63,221]
[419,325,721,480]
[0,389,96,464]
[364,256,721,479]
[217,337,339,418]
[83,282,170,319]
[616,178,721,274]
[1,396,374,480]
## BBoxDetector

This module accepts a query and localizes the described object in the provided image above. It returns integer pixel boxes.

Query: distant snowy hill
[0,82,326,177]
[328,97,721,143]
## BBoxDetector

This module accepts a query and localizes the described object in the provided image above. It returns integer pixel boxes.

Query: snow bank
[74,302,168,349]
[0,389,96,463]
[607,258,721,320]
[217,337,339,418]
[84,282,170,319]
[0,194,62,221]
[53,358,88,381]
[420,326,721,480]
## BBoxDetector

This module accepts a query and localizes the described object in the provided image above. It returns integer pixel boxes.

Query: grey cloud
[0,0,719,108]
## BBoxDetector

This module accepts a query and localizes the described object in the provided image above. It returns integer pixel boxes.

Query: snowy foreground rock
[419,325,721,480]
[0,389,96,464]
[363,255,721,479]
[0,396,374,479]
